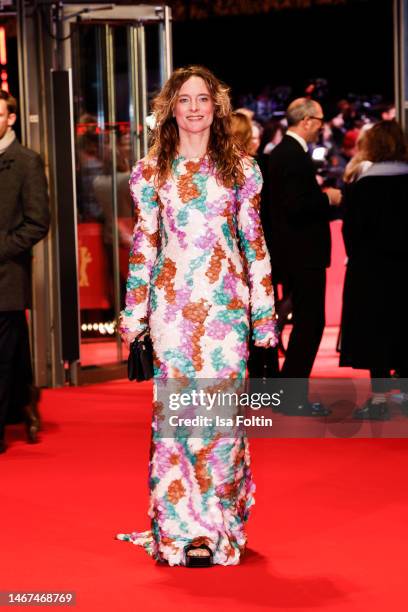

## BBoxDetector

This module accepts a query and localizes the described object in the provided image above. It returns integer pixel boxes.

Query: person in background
[230,111,280,382]
[233,107,264,156]
[258,120,285,182]
[0,90,50,453]
[340,120,408,420]
[234,106,255,121]
[250,120,262,156]
[381,104,396,121]
[230,110,253,154]
[343,124,373,184]
[76,120,104,222]
[264,97,342,416]
[93,139,134,303]
[259,120,285,157]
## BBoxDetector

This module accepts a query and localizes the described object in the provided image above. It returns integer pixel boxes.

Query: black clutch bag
[128,332,154,382]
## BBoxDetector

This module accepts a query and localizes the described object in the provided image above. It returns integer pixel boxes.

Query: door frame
[29,4,172,386]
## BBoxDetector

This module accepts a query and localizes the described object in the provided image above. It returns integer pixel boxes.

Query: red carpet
[1,330,408,611]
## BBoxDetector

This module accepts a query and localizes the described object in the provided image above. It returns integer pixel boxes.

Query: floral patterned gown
[117,154,276,566]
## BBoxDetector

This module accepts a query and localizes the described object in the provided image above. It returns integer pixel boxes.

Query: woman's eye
[199,96,209,102]
[178,97,189,103]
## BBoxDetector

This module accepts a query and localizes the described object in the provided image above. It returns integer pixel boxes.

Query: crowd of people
[235,87,396,190]
[230,94,408,420]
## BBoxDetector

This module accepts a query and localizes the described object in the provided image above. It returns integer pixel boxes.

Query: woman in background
[343,124,372,184]
[230,110,253,154]
[340,120,408,419]
[230,111,280,382]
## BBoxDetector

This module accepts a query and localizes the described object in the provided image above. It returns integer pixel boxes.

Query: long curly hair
[149,65,244,188]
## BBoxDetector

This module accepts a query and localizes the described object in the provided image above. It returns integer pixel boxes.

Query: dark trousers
[279,268,326,401]
[0,311,33,437]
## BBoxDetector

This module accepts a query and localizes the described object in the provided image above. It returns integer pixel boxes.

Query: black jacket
[262,135,332,271]
[340,167,408,369]
[0,139,50,310]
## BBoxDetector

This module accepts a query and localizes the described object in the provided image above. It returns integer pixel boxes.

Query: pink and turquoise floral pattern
[117,154,277,565]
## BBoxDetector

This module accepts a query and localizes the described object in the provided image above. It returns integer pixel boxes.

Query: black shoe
[282,401,331,417]
[184,543,213,568]
[353,399,390,421]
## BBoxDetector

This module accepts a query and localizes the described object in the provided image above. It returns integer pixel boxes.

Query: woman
[231,109,263,157]
[230,112,280,380]
[230,110,253,154]
[340,120,408,419]
[117,66,277,566]
[250,121,263,156]
[343,124,372,184]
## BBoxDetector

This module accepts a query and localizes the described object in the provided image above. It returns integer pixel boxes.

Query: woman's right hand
[121,329,145,349]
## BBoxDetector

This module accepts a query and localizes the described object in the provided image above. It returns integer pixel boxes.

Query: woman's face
[173,76,214,136]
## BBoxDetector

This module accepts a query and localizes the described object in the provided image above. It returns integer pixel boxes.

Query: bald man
[263,98,341,416]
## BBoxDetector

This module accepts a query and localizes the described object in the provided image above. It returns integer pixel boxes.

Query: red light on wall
[1,69,9,91]
[0,27,7,65]
[1,70,8,92]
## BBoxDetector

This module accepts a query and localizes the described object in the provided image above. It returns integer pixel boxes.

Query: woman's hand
[121,329,146,349]
[253,319,279,349]
[253,332,279,349]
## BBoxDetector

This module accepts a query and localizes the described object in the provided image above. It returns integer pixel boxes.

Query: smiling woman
[174,76,214,147]
[147,65,240,191]
[117,65,278,567]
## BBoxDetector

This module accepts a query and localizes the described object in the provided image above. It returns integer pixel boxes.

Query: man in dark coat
[264,98,341,415]
[0,90,50,452]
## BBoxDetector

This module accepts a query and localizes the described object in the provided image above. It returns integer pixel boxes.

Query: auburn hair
[230,111,253,155]
[149,65,244,188]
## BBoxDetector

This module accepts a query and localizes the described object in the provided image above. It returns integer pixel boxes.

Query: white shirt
[286,130,308,153]
[286,129,334,204]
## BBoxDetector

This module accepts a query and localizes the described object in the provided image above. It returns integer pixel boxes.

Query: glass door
[60,6,172,382]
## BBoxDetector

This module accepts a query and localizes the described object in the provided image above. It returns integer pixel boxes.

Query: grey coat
[0,139,50,310]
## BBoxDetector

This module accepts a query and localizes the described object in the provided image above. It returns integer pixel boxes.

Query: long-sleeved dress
[118,153,276,566]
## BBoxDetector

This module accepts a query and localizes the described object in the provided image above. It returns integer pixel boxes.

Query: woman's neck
[177,130,210,159]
